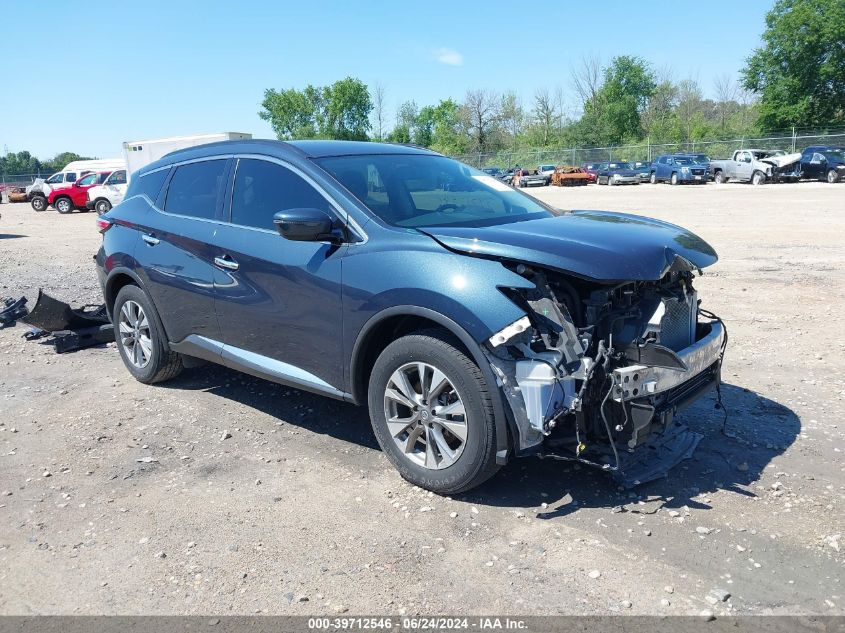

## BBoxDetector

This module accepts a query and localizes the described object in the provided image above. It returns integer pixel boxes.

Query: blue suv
[650,154,709,185]
[96,140,726,493]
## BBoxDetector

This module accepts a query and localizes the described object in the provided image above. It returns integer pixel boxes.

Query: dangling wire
[699,307,731,437]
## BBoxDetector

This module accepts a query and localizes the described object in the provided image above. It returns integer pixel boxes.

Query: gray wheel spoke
[434,400,465,417]
[429,425,456,462]
[387,414,416,439]
[138,335,153,360]
[391,369,419,403]
[433,416,468,442]
[428,367,448,400]
[405,425,424,454]
[424,434,438,468]
[385,387,416,410]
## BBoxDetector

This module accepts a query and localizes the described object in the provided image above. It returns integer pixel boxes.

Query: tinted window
[164,160,227,219]
[126,168,170,202]
[65,172,77,182]
[231,159,330,231]
[106,170,127,185]
[318,154,556,229]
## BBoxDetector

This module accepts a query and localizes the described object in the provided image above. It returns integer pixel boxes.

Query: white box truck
[123,132,252,177]
[85,133,252,214]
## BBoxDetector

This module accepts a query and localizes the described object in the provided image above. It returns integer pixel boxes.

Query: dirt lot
[1,181,843,616]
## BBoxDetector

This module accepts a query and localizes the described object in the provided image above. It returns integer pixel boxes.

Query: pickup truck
[710,149,800,185]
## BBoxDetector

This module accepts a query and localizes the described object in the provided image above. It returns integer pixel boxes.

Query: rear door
[211,156,346,391]
[133,158,231,345]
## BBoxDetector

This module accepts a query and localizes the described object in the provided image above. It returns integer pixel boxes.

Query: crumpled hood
[419,210,718,281]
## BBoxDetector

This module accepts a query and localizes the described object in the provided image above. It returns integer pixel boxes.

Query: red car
[580,162,602,183]
[48,171,113,214]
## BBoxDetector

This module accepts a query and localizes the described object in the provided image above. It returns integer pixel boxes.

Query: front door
[212,157,346,392]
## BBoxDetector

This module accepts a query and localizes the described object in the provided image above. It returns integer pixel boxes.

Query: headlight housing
[681,166,690,174]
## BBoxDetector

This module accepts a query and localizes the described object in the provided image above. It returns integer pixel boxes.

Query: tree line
[1,151,92,178]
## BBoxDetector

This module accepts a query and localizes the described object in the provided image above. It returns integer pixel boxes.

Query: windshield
[540,165,555,171]
[693,154,709,162]
[607,162,631,169]
[824,150,845,161]
[317,154,558,229]
[46,173,63,184]
[673,156,694,165]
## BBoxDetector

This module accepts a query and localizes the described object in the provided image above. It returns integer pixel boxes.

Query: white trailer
[122,132,252,178]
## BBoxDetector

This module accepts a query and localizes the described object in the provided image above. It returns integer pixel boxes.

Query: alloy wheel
[383,362,468,470]
[118,300,152,368]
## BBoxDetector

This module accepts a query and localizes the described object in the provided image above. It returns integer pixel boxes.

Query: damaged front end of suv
[428,211,726,487]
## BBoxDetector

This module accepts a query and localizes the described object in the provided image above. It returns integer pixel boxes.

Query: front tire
[827,169,840,184]
[95,198,112,215]
[751,171,765,185]
[649,172,657,184]
[113,285,183,384]
[54,197,73,214]
[670,172,679,185]
[714,171,725,184]
[367,330,499,494]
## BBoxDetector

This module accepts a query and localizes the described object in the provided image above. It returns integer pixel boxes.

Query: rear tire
[367,329,500,495]
[113,285,183,384]
[31,195,47,212]
[54,197,73,214]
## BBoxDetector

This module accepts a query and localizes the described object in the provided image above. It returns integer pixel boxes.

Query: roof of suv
[160,139,437,161]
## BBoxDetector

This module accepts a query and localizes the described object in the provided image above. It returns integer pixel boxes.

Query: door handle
[214,255,239,271]
[142,234,160,246]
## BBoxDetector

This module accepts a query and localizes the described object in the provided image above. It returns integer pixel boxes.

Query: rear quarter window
[163,160,228,219]
[125,168,170,203]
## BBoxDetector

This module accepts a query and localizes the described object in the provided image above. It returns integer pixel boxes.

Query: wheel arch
[350,306,513,463]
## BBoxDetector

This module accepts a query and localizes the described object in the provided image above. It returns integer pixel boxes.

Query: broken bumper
[612,320,724,403]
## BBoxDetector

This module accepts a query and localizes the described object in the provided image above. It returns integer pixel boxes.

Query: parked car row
[482,145,845,190]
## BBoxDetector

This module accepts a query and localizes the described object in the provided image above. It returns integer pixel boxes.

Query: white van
[85,169,128,215]
[27,158,126,210]
[123,133,252,177]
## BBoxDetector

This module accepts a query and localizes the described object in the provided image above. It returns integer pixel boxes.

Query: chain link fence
[0,173,43,202]
[451,131,845,168]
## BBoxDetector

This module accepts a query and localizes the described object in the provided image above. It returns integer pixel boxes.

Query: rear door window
[164,160,228,220]
[230,158,331,231]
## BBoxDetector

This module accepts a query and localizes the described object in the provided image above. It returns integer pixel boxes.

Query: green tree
[742,0,845,129]
[591,56,656,144]
[322,77,372,140]
[259,77,371,140]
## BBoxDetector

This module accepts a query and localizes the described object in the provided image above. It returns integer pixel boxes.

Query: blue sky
[0,0,770,159]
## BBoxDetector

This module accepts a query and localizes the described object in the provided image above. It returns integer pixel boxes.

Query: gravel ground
[0,181,843,616]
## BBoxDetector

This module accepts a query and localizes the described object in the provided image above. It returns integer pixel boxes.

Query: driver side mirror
[273,208,338,242]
